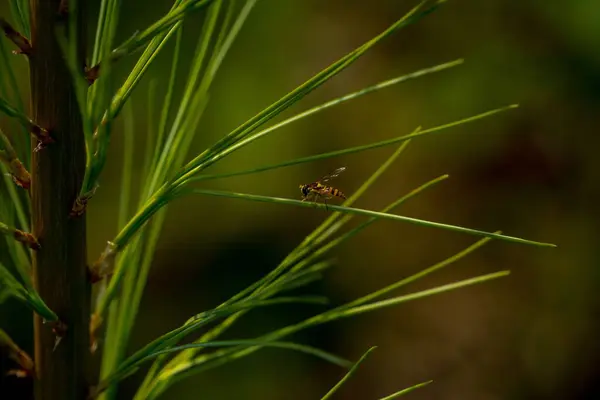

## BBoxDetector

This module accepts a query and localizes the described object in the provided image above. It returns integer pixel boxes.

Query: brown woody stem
[29,0,91,399]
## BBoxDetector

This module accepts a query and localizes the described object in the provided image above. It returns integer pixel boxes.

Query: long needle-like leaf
[321,347,377,400]
[188,189,555,248]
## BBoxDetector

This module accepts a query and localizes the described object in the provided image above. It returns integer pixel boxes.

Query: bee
[299,166,347,209]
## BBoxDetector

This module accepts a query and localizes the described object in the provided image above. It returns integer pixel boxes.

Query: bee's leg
[312,194,323,209]
[301,192,314,203]
[323,195,333,211]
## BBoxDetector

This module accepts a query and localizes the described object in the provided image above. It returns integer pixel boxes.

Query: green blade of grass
[109,44,502,265]
[99,5,254,391]
[144,340,352,368]
[139,233,503,397]
[109,0,215,62]
[0,262,27,302]
[184,60,464,181]
[165,0,257,183]
[137,138,417,382]
[231,139,416,308]
[145,0,223,196]
[230,142,423,313]
[379,380,433,400]
[79,21,181,201]
[126,150,513,397]
[55,27,94,159]
[187,189,555,248]
[102,233,157,398]
[142,80,157,185]
[242,271,511,350]
[108,294,329,399]
[272,268,329,295]
[97,3,257,337]
[91,0,110,66]
[107,103,521,267]
[145,0,255,199]
[118,100,135,229]
[123,295,328,366]
[187,104,516,184]
[88,0,121,125]
[174,0,445,183]
[346,234,498,310]
[0,262,57,321]
[0,96,35,128]
[145,271,508,398]
[146,27,182,191]
[95,339,351,397]
[149,200,489,383]
[321,347,377,400]
[8,1,29,38]
[307,137,415,242]
[112,113,524,396]
[336,271,510,319]
[0,87,33,277]
[91,0,121,66]
[285,175,451,281]
[0,31,30,166]
[97,234,147,400]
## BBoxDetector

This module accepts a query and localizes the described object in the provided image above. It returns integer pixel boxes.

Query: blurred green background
[1,0,599,399]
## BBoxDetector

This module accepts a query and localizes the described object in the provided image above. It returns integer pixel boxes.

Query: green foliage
[379,380,434,399]
[0,0,556,399]
[7,0,29,38]
[0,262,57,321]
[320,347,433,400]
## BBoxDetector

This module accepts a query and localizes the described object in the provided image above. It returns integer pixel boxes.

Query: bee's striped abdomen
[331,187,346,199]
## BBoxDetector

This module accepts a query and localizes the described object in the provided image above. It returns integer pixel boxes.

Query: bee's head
[299,184,310,196]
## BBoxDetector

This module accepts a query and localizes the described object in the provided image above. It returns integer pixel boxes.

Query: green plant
[0,0,555,399]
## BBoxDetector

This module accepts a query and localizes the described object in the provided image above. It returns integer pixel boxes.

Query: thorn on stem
[13,230,41,250]
[10,174,30,190]
[85,39,131,86]
[6,369,29,378]
[88,241,116,284]
[88,385,100,400]
[0,18,32,56]
[53,336,61,351]
[1,152,31,189]
[70,186,98,217]
[89,313,103,354]
[57,0,69,20]
[85,64,100,85]
[9,158,31,189]
[50,320,67,351]
[0,329,35,378]
[30,124,55,151]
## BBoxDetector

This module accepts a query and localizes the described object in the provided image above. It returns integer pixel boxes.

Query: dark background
[1,1,599,399]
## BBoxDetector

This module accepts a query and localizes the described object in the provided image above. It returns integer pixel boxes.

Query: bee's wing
[318,166,346,183]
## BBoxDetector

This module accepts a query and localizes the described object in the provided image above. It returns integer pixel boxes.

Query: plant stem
[29,0,90,399]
